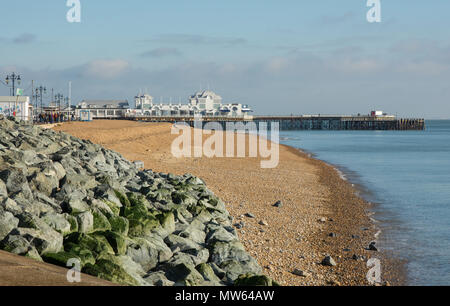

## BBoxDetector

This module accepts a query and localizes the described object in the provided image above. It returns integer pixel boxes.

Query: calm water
[280,120,450,286]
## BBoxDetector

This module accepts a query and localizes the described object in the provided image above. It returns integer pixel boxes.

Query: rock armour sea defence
[0,116,275,286]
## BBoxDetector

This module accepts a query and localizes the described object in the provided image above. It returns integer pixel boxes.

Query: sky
[0,0,449,118]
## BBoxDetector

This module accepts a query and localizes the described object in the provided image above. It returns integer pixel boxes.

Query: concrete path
[0,251,114,286]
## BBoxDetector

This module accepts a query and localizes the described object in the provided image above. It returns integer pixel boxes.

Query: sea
[279,120,450,286]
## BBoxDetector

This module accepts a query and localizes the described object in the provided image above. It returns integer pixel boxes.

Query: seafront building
[0,96,32,121]
[75,90,252,120]
[75,99,130,121]
[129,90,253,118]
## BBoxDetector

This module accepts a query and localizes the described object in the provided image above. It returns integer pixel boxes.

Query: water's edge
[284,144,409,285]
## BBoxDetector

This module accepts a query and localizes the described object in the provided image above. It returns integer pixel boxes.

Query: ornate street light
[55,93,64,113]
[5,73,21,96]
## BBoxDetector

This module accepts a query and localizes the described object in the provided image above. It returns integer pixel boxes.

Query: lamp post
[35,85,47,116]
[5,73,21,96]
[55,93,64,113]
[64,97,70,118]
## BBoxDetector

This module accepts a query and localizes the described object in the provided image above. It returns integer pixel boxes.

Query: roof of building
[79,100,129,108]
[190,90,222,100]
[0,96,30,103]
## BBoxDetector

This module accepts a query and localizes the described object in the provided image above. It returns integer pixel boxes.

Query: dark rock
[0,168,32,198]
[164,263,205,286]
[368,242,379,251]
[321,255,337,267]
[273,201,283,208]
[196,263,222,283]
[234,274,279,286]
[292,269,311,278]
[0,210,19,241]
[144,271,174,286]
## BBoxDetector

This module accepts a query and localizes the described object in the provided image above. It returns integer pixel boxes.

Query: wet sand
[54,120,405,286]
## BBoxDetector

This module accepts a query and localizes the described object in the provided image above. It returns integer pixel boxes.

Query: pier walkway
[123,115,425,131]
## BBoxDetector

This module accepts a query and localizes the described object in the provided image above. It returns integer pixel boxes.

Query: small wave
[334,167,348,181]
[374,230,382,240]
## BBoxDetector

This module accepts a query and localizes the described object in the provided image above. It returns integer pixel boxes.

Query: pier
[125,115,426,131]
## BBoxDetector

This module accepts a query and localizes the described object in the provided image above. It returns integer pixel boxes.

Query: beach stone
[126,237,172,271]
[245,213,255,219]
[220,260,262,284]
[82,257,140,286]
[62,172,97,190]
[1,198,22,215]
[273,201,283,208]
[0,168,32,199]
[196,263,222,283]
[0,180,7,197]
[209,240,249,263]
[368,242,378,251]
[108,216,129,236]
[41,212,72,235]
[76,211,94,233]
[0,234,42,261]
[164,263,205,286]
[179,227,206,245]
[259,220,268,226]
[206,227,237,244]
[165,234,202,253]
[63,192,90,214]
[329,233,337,238]
[92,210,112,232]
[352,254,365,261]
[234,222,244,229]
[158,211,175,236]
[321,255,337,267]
[292,269,311,278]
[52,162,66,181]
[0,210,19,241]
[6,226,63,255]
[234,274,279,286]
[144,271,175,286]
[166,250,209,267]
[29,171,59,197]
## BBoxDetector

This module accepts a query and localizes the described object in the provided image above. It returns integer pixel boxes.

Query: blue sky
[1,0,450,118]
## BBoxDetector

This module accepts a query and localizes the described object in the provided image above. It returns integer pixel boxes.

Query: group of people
[37,112,75,124]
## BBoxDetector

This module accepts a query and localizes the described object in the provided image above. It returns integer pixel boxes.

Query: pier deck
[124,115,425,131]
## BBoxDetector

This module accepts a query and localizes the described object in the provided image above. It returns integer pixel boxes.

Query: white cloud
[84,59,130,79]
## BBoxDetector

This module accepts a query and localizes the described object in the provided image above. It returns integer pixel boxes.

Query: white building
[129,90,253,118]
[0,96,32,121]
[75,100,130,120]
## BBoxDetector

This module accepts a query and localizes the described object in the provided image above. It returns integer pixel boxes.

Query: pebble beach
[52,120,406,286]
